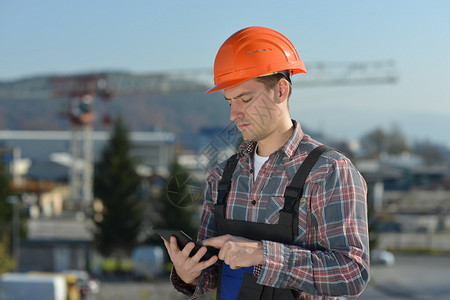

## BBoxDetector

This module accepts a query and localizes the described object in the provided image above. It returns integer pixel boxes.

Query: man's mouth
[236,122,251,129]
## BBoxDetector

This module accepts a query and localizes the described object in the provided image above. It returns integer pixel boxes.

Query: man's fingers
[169,236,180,253]
[181,241,196,257]
[227,255,242,269]
[161,235,217,285]
[201,234,230,248]
[218,247,226,261]
[191,245,208,262]
[198,254,219,269]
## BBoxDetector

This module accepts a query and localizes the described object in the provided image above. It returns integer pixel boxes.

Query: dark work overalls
[214,145,332,300]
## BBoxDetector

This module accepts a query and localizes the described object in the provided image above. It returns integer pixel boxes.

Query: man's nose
[230,102,244,122]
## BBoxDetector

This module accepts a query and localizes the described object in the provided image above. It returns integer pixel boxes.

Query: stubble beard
[239,124,268,142]
[236,90,282,143]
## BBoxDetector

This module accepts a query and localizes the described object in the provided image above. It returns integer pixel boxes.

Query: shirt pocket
[264,194,309,242]
[296,197,309,242]
[264,194,284,224]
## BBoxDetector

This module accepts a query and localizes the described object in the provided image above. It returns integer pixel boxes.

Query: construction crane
[96,60,397,94]
[1,60,396,99]
[15,60,394,212]
[50,75,113,212]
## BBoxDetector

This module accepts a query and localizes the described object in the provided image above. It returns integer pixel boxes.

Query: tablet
[153,226,218,262]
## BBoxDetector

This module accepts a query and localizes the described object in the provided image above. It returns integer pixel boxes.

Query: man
[163,26,370,300]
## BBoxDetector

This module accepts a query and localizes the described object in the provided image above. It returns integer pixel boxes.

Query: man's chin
[241,133,258,143]
[239,128,262,142]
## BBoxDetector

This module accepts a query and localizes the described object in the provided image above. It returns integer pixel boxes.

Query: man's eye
[242,98,252,103]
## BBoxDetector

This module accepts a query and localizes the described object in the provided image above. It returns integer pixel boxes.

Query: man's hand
[162,236,218,286]
[202,234,263,269]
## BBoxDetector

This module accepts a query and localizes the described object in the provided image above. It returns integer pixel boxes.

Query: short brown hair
[255,73,292,99]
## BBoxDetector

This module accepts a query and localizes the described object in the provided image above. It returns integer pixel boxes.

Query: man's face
[224,78,283,142]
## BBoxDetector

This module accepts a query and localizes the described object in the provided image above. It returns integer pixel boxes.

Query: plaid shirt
[171,121,370,299]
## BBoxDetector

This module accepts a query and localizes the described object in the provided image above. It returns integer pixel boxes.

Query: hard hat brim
[204,77,251,94]
[204,67,306,94]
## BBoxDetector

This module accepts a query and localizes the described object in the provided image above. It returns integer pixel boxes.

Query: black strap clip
[216,153,239,205]
[283,186,303,212]
[217,181,231,205]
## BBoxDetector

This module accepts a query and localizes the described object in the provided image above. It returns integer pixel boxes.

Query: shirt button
[250,169,254,173]
[251,200,256,205]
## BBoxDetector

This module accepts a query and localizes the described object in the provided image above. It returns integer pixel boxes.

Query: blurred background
[0,1,449,299]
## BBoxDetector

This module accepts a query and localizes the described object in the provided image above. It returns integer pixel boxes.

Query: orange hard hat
[205,26,306,94]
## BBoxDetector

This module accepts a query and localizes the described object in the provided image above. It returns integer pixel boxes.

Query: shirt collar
[238,119,304,159]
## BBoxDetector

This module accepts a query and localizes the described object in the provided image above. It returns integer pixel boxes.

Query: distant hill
[0,72,230,135]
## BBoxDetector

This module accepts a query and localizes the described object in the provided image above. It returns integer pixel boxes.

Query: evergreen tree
[93,116,144,256]
[367,202,379,252]
[0,160,12,231]
[385,124,410,155]
[0,234,15,274]
[360,124,410,158]
[360,127,386,158]
[0,161,15,273]
[153,158,199,239]
[413,139,445,165]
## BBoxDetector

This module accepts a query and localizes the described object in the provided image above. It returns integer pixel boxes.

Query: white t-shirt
[253,145,269,182]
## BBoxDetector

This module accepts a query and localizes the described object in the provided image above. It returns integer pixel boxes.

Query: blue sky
[1,1,449,145]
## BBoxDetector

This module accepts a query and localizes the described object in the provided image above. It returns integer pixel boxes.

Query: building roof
[0,130,175,143]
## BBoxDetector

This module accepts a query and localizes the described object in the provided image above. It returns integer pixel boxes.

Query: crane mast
[51,75,112,212]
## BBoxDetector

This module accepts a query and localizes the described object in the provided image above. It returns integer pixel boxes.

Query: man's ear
[277,78,290,103]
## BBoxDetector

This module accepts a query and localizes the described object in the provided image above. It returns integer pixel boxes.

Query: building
[1,130,175,273]
[0,130,175,182]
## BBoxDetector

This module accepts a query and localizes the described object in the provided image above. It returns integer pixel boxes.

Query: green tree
[0,161,15,273]
[152,158,199,240]
[413,139,445,165]
[386,124,410,155]
[0,160,13,229]
[360,127,386,158]
[360,124,410,158]
[367,202,379,252]
[0,234,15,274]
[93,116,145,256]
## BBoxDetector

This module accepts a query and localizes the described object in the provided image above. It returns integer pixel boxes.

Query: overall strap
[283,145,333,213]
[217,154,239,205]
